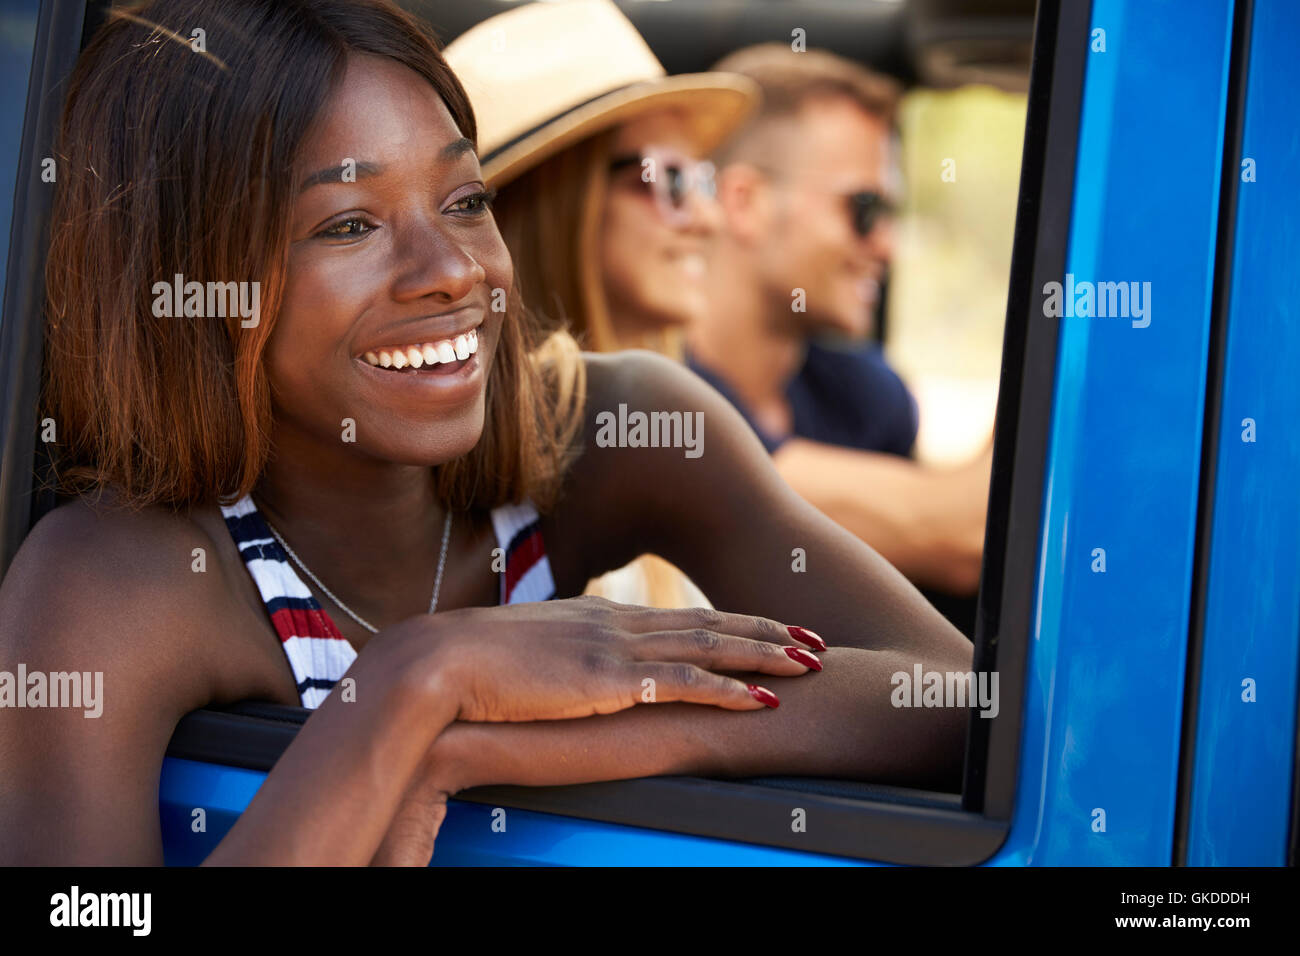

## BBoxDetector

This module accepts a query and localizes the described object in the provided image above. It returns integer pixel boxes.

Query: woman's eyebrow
[439,136,476,162]
[299,160,384,192]
[297,140,476,194]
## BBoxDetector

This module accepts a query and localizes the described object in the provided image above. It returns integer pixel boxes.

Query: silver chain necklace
[261,506,453,635]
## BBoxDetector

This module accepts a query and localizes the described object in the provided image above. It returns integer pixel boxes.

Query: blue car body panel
[992,0,1234,866]
[159,759,866,866]
[1183,0,1300,866]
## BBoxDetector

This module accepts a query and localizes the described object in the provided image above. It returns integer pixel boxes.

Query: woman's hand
[418,595,825,723]
[366,596,825,865]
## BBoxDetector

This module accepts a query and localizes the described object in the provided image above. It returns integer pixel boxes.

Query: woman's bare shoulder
[6,494,225,603]
[573,348,775,486]
[545,350,778,588]
[0,494,279,709]
[579,348,700,410]
[0,496,292,864]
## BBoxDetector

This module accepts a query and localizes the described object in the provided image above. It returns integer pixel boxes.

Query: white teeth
[363,329,480,370]
[679,254,707,279]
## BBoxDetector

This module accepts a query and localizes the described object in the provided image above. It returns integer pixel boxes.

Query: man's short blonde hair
[710,44,901,165]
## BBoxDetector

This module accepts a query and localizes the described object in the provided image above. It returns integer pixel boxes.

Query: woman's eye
[448,189,497,216]
[318,217,374,238]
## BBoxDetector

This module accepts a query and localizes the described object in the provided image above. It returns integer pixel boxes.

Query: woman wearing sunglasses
[445,1,751,608]
[445,3,746,358]
[0,0,971,865]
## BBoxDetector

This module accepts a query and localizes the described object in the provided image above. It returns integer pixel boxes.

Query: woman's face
[270,54,511,466]
[599,109,722,340]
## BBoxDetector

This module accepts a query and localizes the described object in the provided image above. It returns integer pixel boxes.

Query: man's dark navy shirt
[687,340,919,458]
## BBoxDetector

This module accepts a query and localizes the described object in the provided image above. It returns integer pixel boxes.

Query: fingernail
[787,625,827,651]
[747,684,780,708]
[783,646,822,670]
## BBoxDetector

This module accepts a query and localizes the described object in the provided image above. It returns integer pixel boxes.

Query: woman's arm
[203,623,461,866]
[480,351,976,789]
[546,352,976,656]
[549,352,973,660]
[0,504,817,864]
[0,504,460,865]
[219,597,828,864]
[433,643,967,794]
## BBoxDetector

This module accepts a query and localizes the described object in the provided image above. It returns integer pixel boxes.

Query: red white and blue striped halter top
[220,494,554,708]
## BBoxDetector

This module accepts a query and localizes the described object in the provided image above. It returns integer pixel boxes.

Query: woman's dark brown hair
[44,0,583,513]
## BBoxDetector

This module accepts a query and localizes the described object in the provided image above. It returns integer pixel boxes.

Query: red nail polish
[783,646,822,670]
[747,684,780,708]
[787,626,827,651]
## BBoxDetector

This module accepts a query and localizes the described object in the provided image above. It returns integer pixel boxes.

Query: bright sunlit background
[890,84,1026,464]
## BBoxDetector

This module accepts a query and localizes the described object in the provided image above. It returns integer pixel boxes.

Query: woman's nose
[682,190,723,236]
[391,222,487,303]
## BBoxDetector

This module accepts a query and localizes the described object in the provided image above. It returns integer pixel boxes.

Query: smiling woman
[0,0,972,866]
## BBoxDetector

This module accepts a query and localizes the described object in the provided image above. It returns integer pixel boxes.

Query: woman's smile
[360,328,479,371]
[351,305,487,398]
[353,341,485,403]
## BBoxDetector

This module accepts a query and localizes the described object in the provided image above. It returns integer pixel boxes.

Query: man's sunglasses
[752,164,896,238]
[846,190,895,238]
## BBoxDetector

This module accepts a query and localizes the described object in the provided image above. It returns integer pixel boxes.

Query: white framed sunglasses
[607,146,717,226]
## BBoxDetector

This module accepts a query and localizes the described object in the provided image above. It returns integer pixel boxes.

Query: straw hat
[443,0,760,188]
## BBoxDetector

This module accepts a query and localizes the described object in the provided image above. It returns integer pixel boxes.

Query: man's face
[755,96,896,339]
